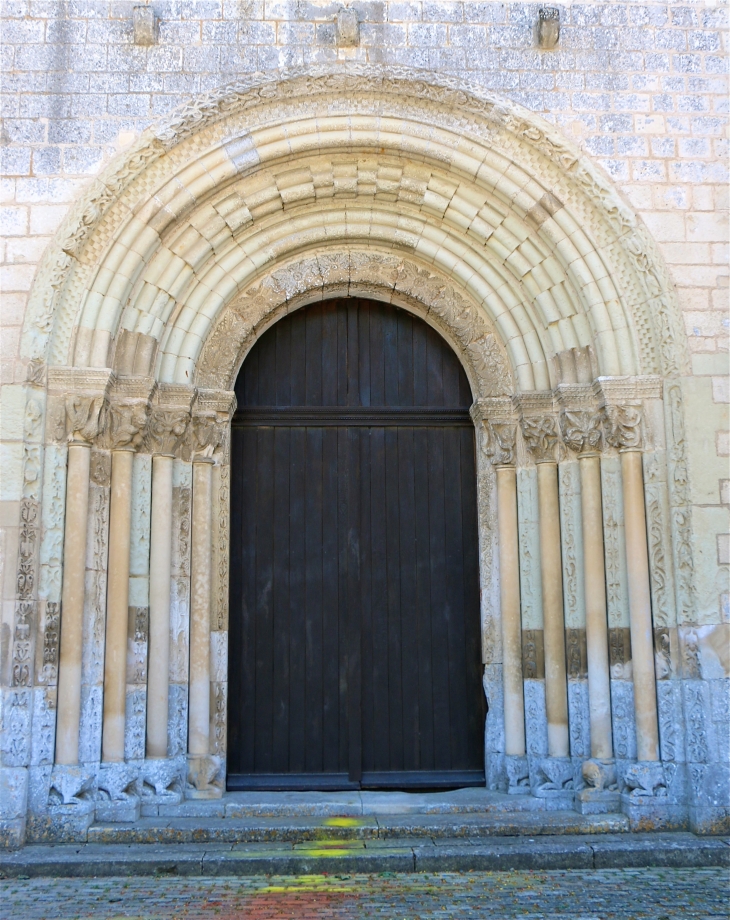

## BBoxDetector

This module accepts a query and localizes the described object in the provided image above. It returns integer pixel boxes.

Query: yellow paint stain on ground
[323,816,365,827]
[257,874,358,894]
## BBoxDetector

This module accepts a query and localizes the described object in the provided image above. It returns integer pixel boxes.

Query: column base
[28,800,96,844]
[529,756,575,804]
[576,758,620,813]
[25,765,95,844]
[48,764,96,805]
[575,789,622,815]
[96,762,142,823]
[96,796,141,823]
[186,785,224,801]
[619,761,688,831]
[186,754,223,799]
[505,755,531,795]
[139,757,185,806]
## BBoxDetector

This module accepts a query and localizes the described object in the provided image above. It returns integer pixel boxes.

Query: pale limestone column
[188,458,214,758]
[496,465,526,757]
[146,454,174,758]
[102,448,134,762]
[537,461,570,757]
[55,443,91,765]
[621,448,660,762]
[579,454,613,760]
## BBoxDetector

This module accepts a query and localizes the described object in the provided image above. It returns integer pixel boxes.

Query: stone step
[88,810,629,845]
[140,788,575,820]
[1,834,727,878]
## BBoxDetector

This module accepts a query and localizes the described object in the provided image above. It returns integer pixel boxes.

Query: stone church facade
[0,2,727,848]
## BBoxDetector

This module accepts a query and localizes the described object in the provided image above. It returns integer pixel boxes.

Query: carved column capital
[64,395,107,446]
[103,402,149,451]
[604,405,643,452]
[145,408,190,457]
[521,414,559,463]
[183,389,236,463]
[486,420,518,466]
[559,408,605,456]
[185,415,222,461]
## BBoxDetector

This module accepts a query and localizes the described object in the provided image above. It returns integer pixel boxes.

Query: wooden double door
[228,298,485,790]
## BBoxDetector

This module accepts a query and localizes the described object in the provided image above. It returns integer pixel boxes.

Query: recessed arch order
[23,64,688,396]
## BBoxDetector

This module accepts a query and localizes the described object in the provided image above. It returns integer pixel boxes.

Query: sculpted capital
[145,408,190,457]
[104,403,149,451]
[604,405,642,451]
[64,395,106,446]
[521,414,559,463]
[487,420,517,466]
[185,415,222,461]
[560,408,604,455]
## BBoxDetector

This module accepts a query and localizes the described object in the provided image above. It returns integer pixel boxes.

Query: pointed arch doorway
[227,297,485,790]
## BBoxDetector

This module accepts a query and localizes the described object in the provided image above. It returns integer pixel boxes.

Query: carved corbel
[487,420,518,466]
[64,395,107,445]
[520,414,559,463]
[559,408,605,455]
[103,403,149,451]
[144,408,190,457]
[604,406,643,452]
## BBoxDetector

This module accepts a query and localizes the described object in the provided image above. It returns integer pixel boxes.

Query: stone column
[185,410,224,798]
[188,457,213,762]
[100,402,148,766]
[581,452,613,759]
[497,464,525,756]
[607,407,659,763]
[146,454,174,758]
[560,410,613,762]
[54,395,105,769]
[55,443,91,766]
[143,406,190,764]
[538,462,570,758]
[622,449,660,762]
[488,421,525,765]
[522,415,570,761]
[102,447,135,763]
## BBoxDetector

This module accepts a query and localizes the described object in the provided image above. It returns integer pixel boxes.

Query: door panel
[228,298,485,790]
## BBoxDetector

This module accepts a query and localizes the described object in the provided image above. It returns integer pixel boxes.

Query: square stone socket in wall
[133,5,156,47]
[537,7,560,50]
[336,9,359,47]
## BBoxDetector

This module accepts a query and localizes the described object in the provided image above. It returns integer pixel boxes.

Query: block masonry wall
[1,0,728,617]
[0,0,727,843]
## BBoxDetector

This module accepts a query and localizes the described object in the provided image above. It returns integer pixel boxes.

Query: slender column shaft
[496,466,525,756]
[55,444,91,765]
[579,454,613,760]
[188,459,214,757]
[146,455,173,758]
[621,449,660,762]
[537,462,570,757]
[102,449,134,762]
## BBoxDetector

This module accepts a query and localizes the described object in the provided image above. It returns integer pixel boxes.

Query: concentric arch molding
[21,64,689,391]
[195,249,514,398]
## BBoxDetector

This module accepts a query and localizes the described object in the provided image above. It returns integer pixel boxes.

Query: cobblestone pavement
[0,868,726,920]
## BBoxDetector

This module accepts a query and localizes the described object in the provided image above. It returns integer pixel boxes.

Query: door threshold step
[2,833,727,877]
[142,789,584,819]
[86,810,629,845]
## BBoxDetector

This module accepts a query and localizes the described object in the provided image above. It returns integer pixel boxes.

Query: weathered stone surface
[0,5,727,844]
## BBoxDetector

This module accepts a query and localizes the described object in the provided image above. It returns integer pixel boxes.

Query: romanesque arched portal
[6,66,705,844]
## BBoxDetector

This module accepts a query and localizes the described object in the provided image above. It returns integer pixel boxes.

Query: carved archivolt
[21,65,688,392]
[196,250,514,399]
